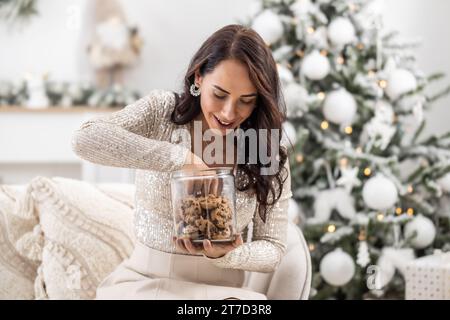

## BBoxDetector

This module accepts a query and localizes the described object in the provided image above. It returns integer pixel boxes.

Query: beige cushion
[0,185,38,299]
[24,176,136,299]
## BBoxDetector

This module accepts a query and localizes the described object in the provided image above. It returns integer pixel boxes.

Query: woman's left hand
[173,234,244,258]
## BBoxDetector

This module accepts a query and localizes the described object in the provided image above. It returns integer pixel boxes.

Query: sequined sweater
[71,89,293,273]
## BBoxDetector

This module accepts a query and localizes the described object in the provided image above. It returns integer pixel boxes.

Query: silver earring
[190,83,201,96]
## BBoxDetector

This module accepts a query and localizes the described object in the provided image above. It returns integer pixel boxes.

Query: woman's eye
[241,99,255,105]
[214,94,226,100]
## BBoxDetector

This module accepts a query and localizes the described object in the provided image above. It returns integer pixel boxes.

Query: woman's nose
[221,101,237,121]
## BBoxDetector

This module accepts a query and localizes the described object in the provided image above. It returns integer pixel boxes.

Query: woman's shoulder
[141,88,179,120]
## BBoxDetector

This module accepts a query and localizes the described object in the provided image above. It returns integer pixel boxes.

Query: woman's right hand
[181,151,222,196]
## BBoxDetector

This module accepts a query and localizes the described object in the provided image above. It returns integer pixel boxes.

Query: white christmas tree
[243,0,450,299]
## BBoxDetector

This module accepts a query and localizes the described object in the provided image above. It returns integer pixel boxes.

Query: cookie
[180,197,202,224]
[199,194,220,210]
[195,218,218,238]
[210,206,232,229]
[211,226,232,240]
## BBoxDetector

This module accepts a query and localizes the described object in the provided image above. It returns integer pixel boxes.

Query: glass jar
[170,167,237,244]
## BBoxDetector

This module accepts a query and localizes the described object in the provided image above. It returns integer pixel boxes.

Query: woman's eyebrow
[213,85,257,97]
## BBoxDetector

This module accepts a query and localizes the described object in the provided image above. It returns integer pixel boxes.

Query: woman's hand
[181,151,223,196]
[172,234,244,258]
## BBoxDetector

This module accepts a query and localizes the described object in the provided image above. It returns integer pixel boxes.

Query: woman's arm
[71,89,190,172]
[204,159,292,273]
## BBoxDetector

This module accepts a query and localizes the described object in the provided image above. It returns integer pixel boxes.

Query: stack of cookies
[176,194,234,241]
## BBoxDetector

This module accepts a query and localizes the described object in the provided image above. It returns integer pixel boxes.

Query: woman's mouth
[213,115,236,130]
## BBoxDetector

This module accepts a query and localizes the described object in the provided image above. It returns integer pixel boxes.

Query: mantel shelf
[0,106,122,113]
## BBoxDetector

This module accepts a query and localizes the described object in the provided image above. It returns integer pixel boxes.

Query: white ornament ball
[362,174,398,210]
[284,82,309,117]
[328,17,356,46]
[301,50,331,80]
[277,64,294,85]
[437,173,450,193]
[320,248,356,287]
[288,198,301,224]
[404,215,436,249]
[281,121,297,147]
[323,89,357,125]
[251,10,284,45]
[386,69,417,100]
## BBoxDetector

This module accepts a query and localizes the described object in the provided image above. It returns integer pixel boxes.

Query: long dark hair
[170,24,288,223]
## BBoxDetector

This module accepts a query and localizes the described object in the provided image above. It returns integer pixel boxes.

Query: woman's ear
[194,70,203,86]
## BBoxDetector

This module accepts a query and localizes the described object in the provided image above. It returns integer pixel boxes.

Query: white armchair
[0,176,311,300]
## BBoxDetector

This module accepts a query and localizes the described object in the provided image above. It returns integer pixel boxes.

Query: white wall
[0,0,254,93]
[382,0,450,137]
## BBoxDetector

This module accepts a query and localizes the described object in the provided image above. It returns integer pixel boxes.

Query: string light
[358,229,367,241]
[296,154,304,163]
[320,49,328,56]
[327,224,336,233]
[356,146,363,154]
[321,121,329,130]
[368,70,376,77]
[344,126,353,135]
[407,208,414,216]
[407,185,414,193]
[307,26,315,34]
[317,92,326,100]
[379,80,388,88]
[395,207,403,215]
[364,167,372,176]
[340,157,349,168]
[336,56,345,65]
[308,243,316,251]
[377,213,384,221]
[357,43,365,50]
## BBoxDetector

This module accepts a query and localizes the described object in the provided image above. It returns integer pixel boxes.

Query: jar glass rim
[172,166,234,178]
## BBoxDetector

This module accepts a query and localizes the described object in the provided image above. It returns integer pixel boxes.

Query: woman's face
[195,59,258,136]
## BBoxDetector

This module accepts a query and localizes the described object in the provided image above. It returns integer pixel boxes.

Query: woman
[72,24,293,300]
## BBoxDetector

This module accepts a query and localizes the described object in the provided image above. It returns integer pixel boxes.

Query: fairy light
[377,213,384,221]
[307,26,315,34]
[308,243,316,251]
[358,229,367,241]
[368,70,376,77]
[327,224,336,233]
[379,80,388,88]
[317,92,326,100]
[340,157,349,168]
[407,208,414,216]
[336,56,345,65]
[357,43,365,50]
[356,146,363,154]
[344,126,353,135]
[349,3,357,12]
[407,185,414,193]
[296,154,304,163]
[320,49,328,56]
[395,207,403,215]
[321,121,329,130]
[364,167,372,176]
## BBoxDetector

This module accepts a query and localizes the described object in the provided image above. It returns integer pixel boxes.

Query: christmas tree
[242,0,450,299]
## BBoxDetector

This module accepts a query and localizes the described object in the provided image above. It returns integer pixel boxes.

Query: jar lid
[172,166,234,179]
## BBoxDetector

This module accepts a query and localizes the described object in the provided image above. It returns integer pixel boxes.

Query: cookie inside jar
[176,194,235,243]
[171,167,237,244]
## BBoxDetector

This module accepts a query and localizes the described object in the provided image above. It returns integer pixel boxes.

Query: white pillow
[0,185,38,299]
[22,176,136,299]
